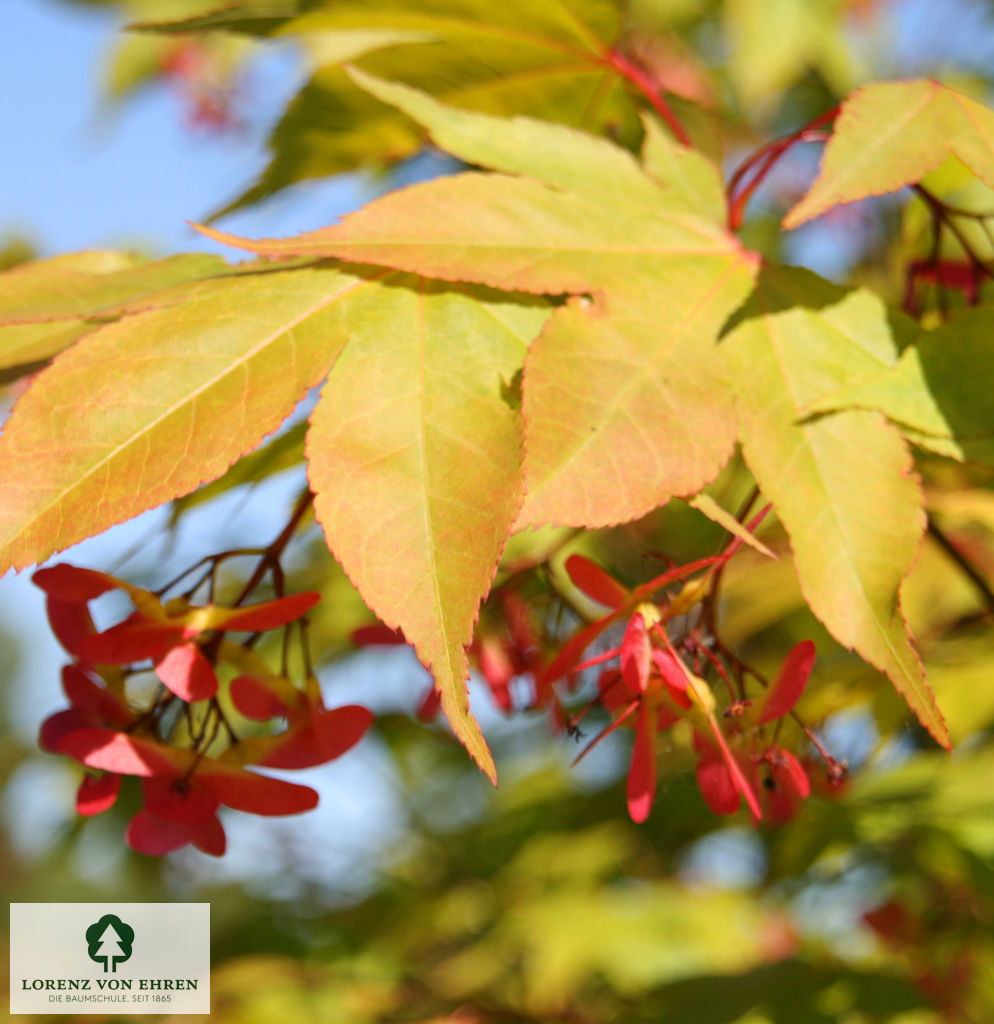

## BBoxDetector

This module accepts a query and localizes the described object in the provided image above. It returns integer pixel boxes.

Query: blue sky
[1,0,372,257]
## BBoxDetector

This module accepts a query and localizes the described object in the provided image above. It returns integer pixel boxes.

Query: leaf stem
[912,185,994,310]
[603,47,692,147]
[726,108,838,230]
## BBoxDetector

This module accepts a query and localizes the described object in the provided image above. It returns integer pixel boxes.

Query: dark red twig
[603,47,692,147]
[726,107,839,230]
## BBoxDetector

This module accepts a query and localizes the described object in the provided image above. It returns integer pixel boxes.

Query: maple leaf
[0,251,227,326]
[720,265,949,747]
[0,263,365,569]
[197,72,758,528]
[725,0,856,111]
[304,279,549,781]
[785,80,994,228]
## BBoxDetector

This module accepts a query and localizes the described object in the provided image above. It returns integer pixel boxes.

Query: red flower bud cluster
[35,563,372,857]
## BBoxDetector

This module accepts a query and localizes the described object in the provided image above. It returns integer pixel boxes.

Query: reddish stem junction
[726,108,838,231]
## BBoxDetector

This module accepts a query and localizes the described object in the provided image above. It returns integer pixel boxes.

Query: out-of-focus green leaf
[849,747,994,856]
[128,0,318,34]
[928,487,994,538]
[926,638,994,745]
[0,237,34,271]
[140,0,636,216]
[724,0,857,111]
[283,28,437,67]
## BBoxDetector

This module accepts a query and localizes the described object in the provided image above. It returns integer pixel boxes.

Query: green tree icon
[85,914,134,973]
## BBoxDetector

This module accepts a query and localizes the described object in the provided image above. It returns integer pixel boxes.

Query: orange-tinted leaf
[306,279,547,783]
[722,266,949,747]
[0,252,228,325]
[0,264,374,571]
[198,81,756,529]
[786,81,994,228]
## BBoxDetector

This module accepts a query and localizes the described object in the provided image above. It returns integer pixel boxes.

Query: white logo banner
[10,903,210,1014]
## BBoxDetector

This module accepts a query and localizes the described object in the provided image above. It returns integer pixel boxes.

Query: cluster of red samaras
[545,554,820,825]
[355,588,543,723]
[35,564,372,857]
[360,548,821,827]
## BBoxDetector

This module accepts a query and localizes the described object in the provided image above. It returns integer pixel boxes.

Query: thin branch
[928,517,994,613]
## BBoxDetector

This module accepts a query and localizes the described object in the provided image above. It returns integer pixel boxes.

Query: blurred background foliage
[5,0,994,1021]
